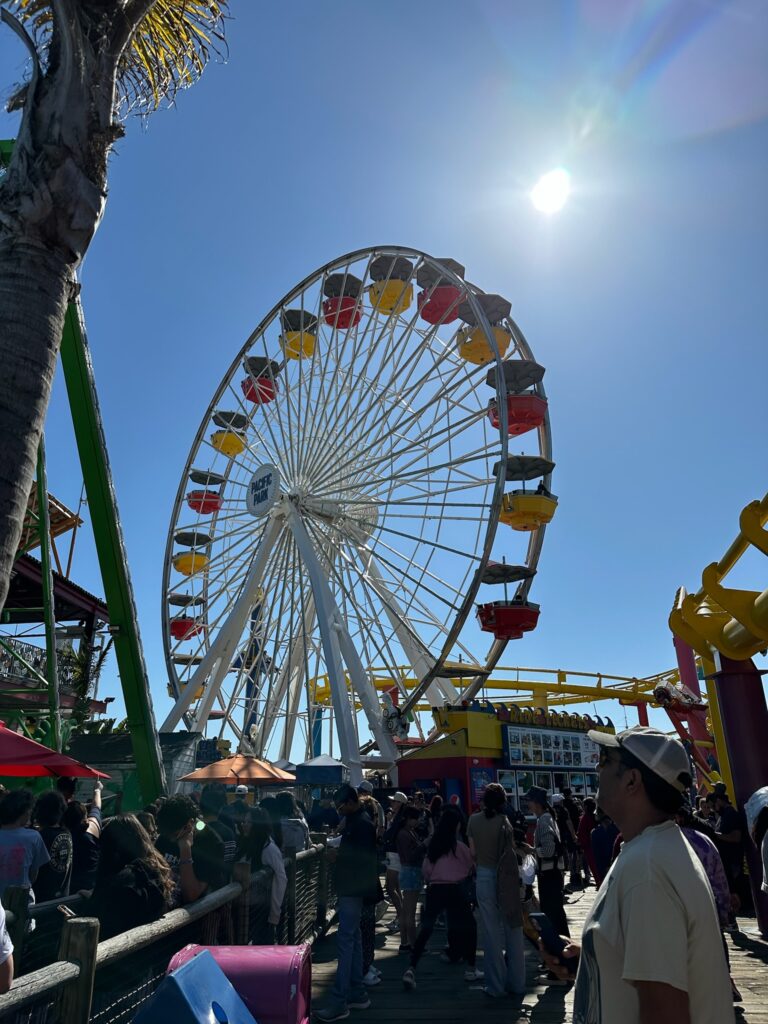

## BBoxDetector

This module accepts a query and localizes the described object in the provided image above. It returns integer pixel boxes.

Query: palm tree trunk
[0,240,72,612]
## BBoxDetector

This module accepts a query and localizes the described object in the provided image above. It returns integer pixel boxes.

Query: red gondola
[322,295,362,329]
[186,490,223,515]
[241,376,278,405]
[418,285,462,325]
[476,600,540,640]
[487,394,548,437]
[170,616,204,641]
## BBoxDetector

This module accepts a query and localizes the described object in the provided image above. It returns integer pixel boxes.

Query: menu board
[502,724,601,769]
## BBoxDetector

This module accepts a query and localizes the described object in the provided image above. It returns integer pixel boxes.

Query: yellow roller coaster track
[310,664,681,713]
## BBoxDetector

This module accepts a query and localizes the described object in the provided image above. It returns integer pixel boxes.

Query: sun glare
[530,168,571,214]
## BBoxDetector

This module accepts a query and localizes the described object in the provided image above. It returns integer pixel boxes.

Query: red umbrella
[0,721,110,778]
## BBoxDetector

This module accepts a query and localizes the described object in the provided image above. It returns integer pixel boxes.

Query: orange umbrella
[179,754,295,784]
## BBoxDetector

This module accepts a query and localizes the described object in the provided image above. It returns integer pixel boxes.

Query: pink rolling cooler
[167,944,311,1024]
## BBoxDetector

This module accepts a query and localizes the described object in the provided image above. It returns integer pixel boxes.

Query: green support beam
[60,301,166,802]
[36,437,61,752]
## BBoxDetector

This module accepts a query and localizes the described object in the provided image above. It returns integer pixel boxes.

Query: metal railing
[0,636,90,692]
[0,843,337,1024]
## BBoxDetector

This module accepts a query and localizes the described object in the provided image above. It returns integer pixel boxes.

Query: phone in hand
[529,912,571,967]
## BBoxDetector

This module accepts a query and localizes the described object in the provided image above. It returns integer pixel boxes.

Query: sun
[530,168,571,215]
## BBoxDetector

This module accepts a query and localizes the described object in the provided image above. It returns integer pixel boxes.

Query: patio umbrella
[0,721,110,778]
[179,754,295,784]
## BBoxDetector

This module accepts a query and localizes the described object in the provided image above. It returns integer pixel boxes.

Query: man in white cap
[542,726,734,1024]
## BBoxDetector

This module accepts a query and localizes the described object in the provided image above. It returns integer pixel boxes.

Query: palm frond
[0,0,229,114]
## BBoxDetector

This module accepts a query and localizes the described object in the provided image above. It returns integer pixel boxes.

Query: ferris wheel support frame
[287,508,398,777]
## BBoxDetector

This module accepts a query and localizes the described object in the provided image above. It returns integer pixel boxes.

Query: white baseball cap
[235,784,248,795]
[588,726,692,794]
[390,791,408,805]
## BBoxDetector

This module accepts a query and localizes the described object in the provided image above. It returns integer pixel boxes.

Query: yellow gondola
[172,551,210,576]
[281,329,316,360]
[167,681,205,701]
[210,429,247,457]
[499,490,558,531]
[457,325,512,366]
[367,279,413,314]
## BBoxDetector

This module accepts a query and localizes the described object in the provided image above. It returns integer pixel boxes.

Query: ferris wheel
[159,247,554,779]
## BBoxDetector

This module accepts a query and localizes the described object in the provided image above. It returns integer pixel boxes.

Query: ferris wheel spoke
[324,529,466,708]
[309,362,487,496]
[297,259,379,480]
[301,283,443,484]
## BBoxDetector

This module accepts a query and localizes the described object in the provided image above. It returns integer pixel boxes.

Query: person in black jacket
[316,785,378,1022]
[84,814,173,940]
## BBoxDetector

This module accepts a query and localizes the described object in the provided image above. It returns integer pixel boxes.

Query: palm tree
[0,0,229,613]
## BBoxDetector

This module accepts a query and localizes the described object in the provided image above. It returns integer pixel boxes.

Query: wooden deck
[311,887,768,1022]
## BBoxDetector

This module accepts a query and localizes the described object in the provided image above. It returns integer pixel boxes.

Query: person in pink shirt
[402,807,477,990]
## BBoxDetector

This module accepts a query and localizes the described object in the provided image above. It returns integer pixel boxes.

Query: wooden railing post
[3,888,29,965]
[232,862,252,945]
[54,917,100,1024]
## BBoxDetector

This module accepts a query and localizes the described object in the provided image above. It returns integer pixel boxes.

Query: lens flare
[530,168,571,214]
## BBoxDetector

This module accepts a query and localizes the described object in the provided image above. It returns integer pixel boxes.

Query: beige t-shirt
[467,811,505,868]
[573,820,734,1024]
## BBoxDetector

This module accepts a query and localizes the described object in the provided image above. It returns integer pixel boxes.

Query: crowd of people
[315,727,768,1024]
[0,729,766,1022]
[0,778,320,978]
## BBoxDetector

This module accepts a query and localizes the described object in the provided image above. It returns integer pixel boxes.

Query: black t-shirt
[156,823,226,893]
[85,860,168,940]
[203,819,236,886]
[69,810,101,892]
[335,808,377,899]
[35,826,73,901]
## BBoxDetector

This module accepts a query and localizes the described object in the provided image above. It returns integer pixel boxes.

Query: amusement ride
[158,247,555,779]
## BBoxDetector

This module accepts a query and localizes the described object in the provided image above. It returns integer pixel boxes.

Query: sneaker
[464,968,484,982]
[402,968,416,990]
[315,1007,350,1022]
[347,995,371,1010]
[372,967,382,978]
[386,920,400,933]
[362,968,381,987]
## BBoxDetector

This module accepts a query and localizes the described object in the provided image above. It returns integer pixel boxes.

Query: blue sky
[1,0,766,743]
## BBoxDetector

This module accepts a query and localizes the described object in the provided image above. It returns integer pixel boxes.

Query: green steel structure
[59,302,166,801]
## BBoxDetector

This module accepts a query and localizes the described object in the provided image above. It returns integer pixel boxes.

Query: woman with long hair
[274,790,310,854]
[258,796,284,850]
[527,786,569,938]
[402,807,478,991]
[84,814,173,939]
[382,794,408,935]
[467,783,525,998]
[238,807,287,943]
[396,805,427,951]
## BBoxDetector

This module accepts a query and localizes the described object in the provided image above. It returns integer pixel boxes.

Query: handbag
[496,819,523,927]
